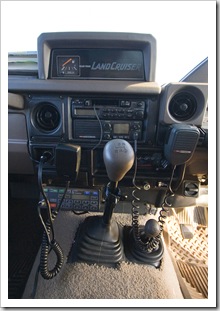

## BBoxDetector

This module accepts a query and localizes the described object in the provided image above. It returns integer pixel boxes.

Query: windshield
[2,1,215,85]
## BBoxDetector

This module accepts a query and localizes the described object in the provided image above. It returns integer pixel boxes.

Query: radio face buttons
[41,187,100,211]
[71,98,145,120]
[74,119,142,141]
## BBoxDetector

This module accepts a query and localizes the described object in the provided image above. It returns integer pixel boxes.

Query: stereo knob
[135,111,144,118]
[84,100,92,106]
[103,134,111,140]
[132,124,141,130]
[103,123,112,131]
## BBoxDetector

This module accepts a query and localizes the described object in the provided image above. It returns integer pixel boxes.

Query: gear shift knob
[103,139,134,182]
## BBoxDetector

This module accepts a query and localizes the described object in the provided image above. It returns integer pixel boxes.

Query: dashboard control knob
[103,123,112,131]
[103,134,111,140]
[132,124,140,130]
[135,111,144,118]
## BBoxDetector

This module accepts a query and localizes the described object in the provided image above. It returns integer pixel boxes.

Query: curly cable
[131,138,159,253]
[37,158,70,280]
[39,211,64,280]
[131,143,177,252]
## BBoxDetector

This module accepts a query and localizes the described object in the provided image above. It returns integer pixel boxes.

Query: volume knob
[132,124,140,130]
[103,123,112,131]
[135,111,144,118]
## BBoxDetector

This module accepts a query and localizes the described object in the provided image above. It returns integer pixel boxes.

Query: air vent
[34,103,60,132]
[169,92,197,121]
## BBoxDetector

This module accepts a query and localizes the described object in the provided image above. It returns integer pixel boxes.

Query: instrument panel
[50,48,145,80]
[57,56,80,77]
[8,32,208,193]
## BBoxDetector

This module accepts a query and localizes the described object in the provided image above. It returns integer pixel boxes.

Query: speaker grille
[169,92,197,121]
[173,131,200,151]
[34,103,60,132]
[74,120,101,139]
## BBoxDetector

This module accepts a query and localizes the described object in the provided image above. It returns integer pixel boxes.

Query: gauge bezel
[57,55,80,77]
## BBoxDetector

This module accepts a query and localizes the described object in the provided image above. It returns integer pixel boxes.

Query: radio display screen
[75,109,96,116]
[113,124,129,134]
[51,49,144,80]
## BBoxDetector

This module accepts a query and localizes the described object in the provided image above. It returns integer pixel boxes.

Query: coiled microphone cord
[39,210,64,279]
[37,155,70,280]
[131,138,152,251]
[157,165,176,233]
[131,138,176,253]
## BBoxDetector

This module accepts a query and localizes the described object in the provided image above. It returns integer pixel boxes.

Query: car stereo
[71,98,145,141]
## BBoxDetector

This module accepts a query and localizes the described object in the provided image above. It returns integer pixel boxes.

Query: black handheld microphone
[55,143,81,181]
[164,124,200,166]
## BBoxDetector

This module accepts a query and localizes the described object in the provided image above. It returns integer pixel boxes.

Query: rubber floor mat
[176,260,208,298]
[165,209,208,299]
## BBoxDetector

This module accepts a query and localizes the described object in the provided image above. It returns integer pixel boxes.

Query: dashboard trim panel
[8,79,161,94]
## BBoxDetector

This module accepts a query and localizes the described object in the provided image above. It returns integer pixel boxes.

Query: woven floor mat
[165,210,208,299]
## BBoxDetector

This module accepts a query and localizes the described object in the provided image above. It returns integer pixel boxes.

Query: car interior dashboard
[8,32,208,300]
[9,32,208,206]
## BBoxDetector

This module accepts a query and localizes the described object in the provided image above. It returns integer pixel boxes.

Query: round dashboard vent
[34,103,60,132]
[169,92,197,121]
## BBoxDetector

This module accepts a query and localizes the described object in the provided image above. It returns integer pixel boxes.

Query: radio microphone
[55,143,81,181]
[164,124,200,166]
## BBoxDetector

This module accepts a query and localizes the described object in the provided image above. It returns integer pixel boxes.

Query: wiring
[92,104,103,150]
[72,210,88,215]
[131,137,177,253]
[157,165,176,233]
[131,137,143,248]
[31,179,70,297]
[172,163,186,192]
[39,212,64,280]
[27,141,39,164]
[38,155,54,240]
[34,155,70,288]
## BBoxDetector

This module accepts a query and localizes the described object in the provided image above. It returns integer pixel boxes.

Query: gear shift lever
[103,139,134,183]
[70,139,134,266]
[102,139,134,224]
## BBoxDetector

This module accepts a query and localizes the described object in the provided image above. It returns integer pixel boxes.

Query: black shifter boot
[124,219,164,268]
[69,216,123,266]
[68,139,134,266]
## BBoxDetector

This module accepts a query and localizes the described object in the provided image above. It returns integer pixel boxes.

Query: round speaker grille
[169,92,197,121]
[34,103,60,132]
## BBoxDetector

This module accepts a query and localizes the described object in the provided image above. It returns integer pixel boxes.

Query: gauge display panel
[57,56,80,76]
[51,49,145,80]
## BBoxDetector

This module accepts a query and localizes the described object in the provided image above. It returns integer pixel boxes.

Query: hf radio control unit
[71,98,146,141]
